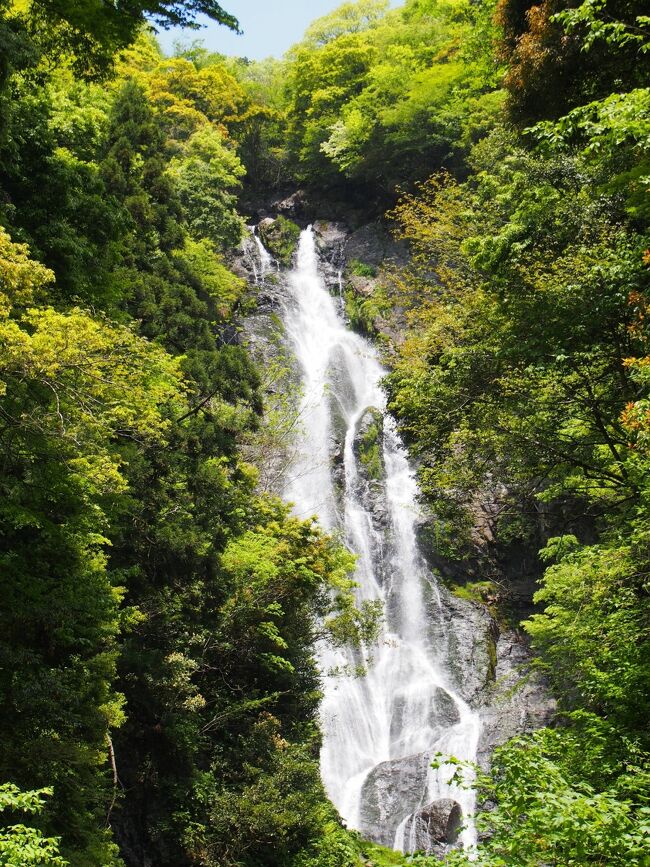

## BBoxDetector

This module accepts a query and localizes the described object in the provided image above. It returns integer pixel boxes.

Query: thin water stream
[251,226,480,855]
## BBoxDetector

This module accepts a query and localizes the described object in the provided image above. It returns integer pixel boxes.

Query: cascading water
[246,226,274,283]
[254,226,481,855]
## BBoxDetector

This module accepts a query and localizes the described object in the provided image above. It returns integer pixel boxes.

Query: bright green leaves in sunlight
[167,124,245,248]
[436,733,650,866]
[0,228,183,865]
[527,541,650,727]
[2,0,649,863]
[381,9,650,858]
[0,1,388,866]
[285,0,503,187]
[0,785,67,866]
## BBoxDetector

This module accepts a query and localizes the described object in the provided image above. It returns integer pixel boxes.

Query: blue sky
[155,1,402,61]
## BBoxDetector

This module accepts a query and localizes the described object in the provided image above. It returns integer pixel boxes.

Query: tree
[0,227,184,864]
[25,1,239,77]
[167,124,245,248]
[0,784,67,867]
[495,0,649,122]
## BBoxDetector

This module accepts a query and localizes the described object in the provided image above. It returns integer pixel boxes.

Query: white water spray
[245,225,274,284]
[261,227,480,853]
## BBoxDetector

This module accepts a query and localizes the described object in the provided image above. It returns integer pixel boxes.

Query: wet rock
[328,434,346,505]
[423,585,496,706]
[228,234,285,309]
[402,798,463,853]
[418,575,556,776]
[358,752,433,847]
[348,274,376,297]
[388,686,460,749]
[313,220,349,258]
[312,221,350,299]
[354,408,385,484]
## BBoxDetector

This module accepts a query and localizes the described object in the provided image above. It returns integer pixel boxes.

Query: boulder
[274,189,309,220]
[358,752,432,847]
[402,798,463,853]
[258,216,301,265]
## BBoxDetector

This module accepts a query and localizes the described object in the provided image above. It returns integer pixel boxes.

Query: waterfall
[245,225,274,284]
[258,226,481,855]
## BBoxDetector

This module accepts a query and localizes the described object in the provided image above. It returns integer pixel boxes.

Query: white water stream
[252,226,480,854]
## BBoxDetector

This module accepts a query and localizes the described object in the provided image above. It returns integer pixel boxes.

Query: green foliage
[173,237,245,314]
[553,0,650,55]
[451,580,498,609]
[344,284,390,337]
[526,541,650,729]
[26,1,239,77]
[0,227,182,865]
[377,6,650,861]
[166,124,245,248]
[284,0,503,188]
[2,0,650,864]
[527,87,650,220]
[0,785,67,866]
[495,0,649,123]
[429,731,650,866]
[348,259,377,277]
[0,6,373,866]
[356,410,384,480]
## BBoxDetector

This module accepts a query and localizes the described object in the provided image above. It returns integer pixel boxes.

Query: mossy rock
[354,408,384,482]
[258,216,301,265]
[343,283,391,338]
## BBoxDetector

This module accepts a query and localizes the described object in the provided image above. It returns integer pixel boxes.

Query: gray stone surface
[402,798,463,852]
[358,752,433,847]
[477,628,556,770]
[345,222,409,268]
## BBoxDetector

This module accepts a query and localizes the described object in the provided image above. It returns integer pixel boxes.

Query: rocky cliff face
[232,205,556,856]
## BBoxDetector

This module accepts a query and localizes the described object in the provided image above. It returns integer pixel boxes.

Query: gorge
[242,220,553,857]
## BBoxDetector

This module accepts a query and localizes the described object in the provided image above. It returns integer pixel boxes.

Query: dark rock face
[477,628,557,770]
[345,222,409,268]
[313,220,350,294]
[402,798,463,853]
[229,232,285,309]
[274,189,310,221]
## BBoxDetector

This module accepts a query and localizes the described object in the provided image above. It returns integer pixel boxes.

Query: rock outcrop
[401,798,463,853]
[358,752,433,847]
